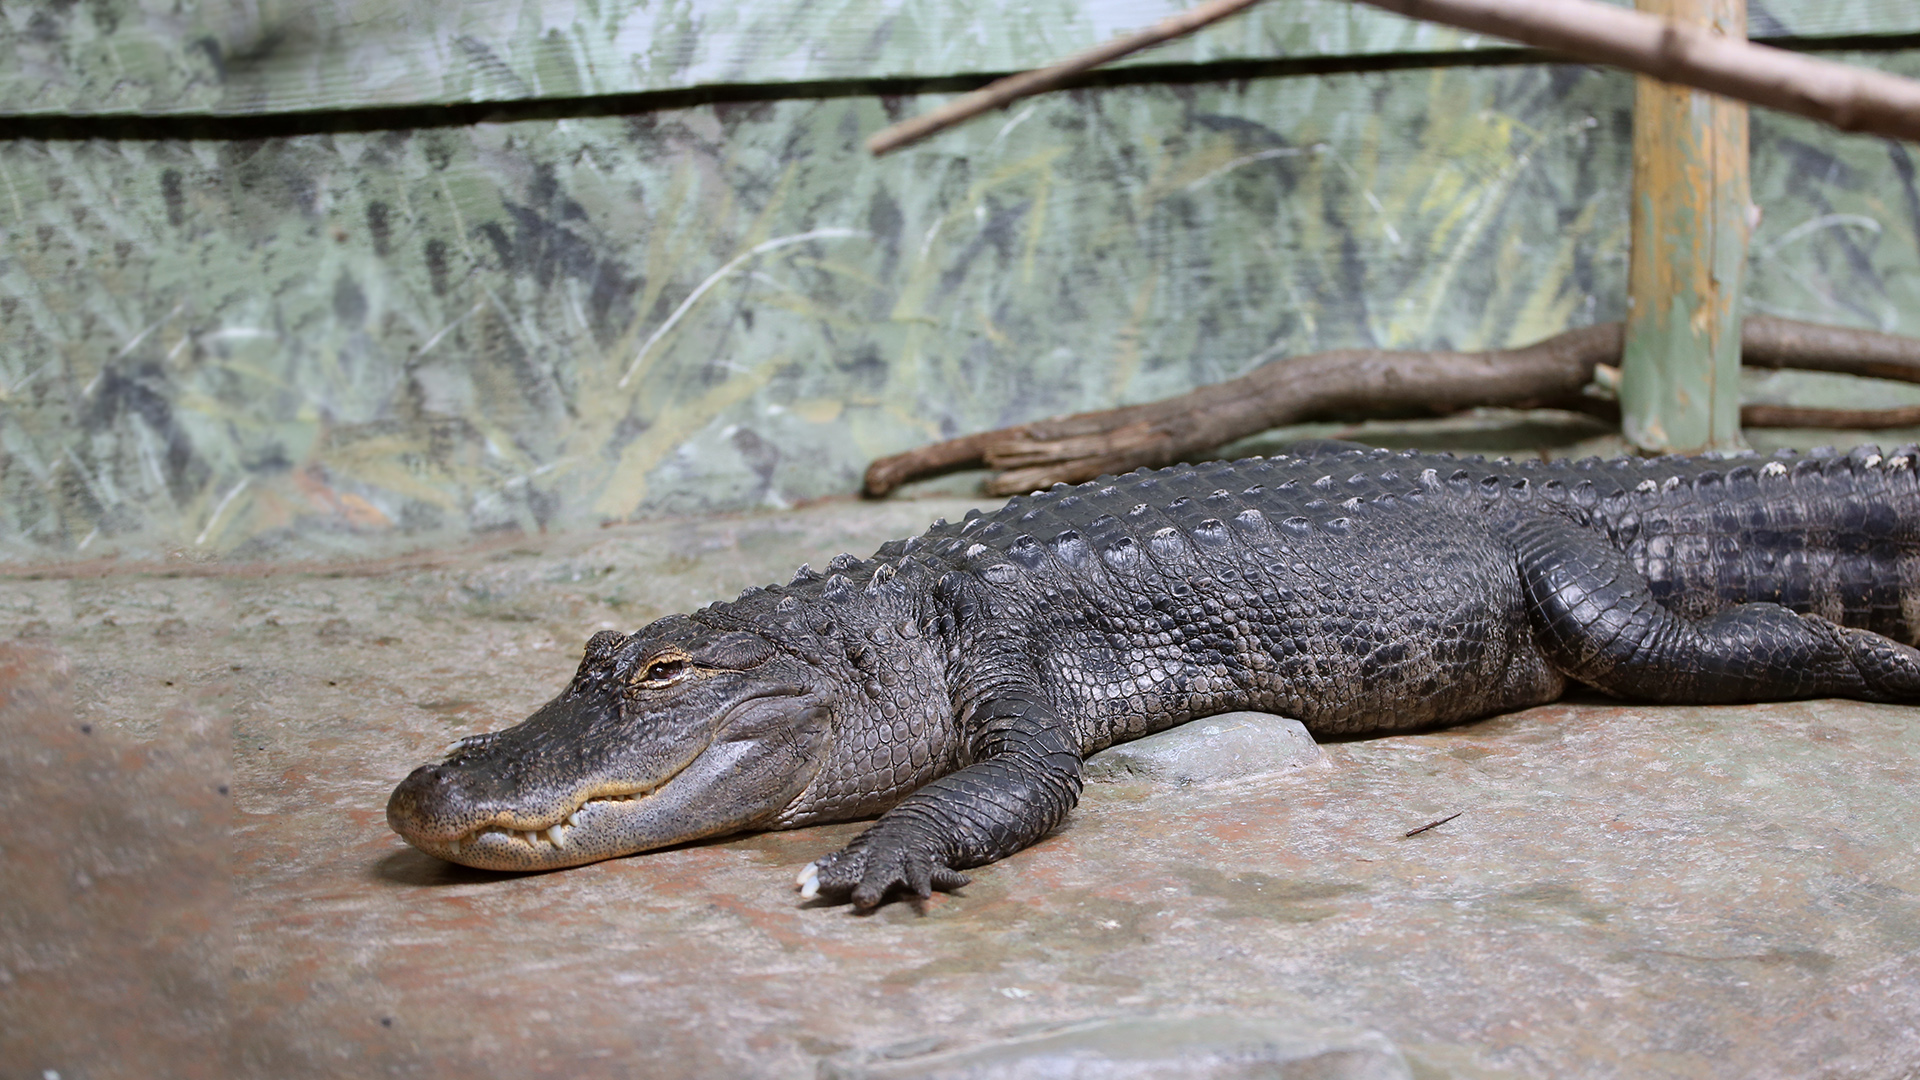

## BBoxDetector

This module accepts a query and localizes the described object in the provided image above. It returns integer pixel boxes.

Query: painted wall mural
[2,47,1917,563]
[6,0,1910,116]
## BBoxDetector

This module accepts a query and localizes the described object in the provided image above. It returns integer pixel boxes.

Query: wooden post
[1619,0,1750,454]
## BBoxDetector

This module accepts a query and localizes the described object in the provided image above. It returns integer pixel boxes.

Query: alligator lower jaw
[445,790,646,861]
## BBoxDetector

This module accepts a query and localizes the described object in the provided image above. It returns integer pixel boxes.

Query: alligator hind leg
[801,688,1084,908]
[1508,516,1920,703]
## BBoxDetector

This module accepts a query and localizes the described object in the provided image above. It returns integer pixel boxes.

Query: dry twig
[863,317,1920,497]
[1405,812,1465,838]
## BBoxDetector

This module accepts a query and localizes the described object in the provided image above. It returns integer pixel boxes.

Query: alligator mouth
[444,789,652,858]
[393,685,817,871]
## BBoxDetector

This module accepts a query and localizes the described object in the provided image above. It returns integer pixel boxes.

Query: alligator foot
[796,841,971,909]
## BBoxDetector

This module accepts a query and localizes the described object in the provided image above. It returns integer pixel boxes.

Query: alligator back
[956,442,1920,634]
[836,443,1920,746]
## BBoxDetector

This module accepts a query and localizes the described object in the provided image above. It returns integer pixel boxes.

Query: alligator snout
[387,621,838,873]
[386,763,469,839]
[386,746,625,871]
[386,760,526,848]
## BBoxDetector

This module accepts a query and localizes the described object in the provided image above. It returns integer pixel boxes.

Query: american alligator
[387,443,1920,907]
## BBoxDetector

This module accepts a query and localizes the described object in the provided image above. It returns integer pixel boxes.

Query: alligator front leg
[1509,516,1920,702]
[799,689,1084,908]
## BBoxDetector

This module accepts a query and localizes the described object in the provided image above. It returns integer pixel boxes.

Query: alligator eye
[634,658,690,687]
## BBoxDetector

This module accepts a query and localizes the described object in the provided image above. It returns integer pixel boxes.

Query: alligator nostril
[395,763,461,799]
[388,760,485,843]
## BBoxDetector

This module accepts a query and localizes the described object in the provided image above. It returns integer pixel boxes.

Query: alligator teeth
[796,862,821,899]
[453,802,625,851]
[463,825,534,847]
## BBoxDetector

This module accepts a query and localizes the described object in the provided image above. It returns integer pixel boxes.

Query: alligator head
[386,615,832,871]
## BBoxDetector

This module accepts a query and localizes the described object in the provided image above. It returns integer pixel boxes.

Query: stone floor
[3,487,1920,1079]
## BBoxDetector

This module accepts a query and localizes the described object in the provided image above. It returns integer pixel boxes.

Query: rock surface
[2,495,1918,1079]
[1085,711,1329,786]
[818,1014,1411,1080]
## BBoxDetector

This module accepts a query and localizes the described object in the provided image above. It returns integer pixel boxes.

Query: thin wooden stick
[1360,0,1920,142]
[1405,811,1465,838]
[863,317,1920,497]
[866,0,1266,156]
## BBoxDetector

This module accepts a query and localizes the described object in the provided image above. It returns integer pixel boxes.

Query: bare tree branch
[866,0,1920,157]
[863,317,1920,497]
[1741,403,1920,429]
[1360,0,1920,143]
[866,0,1265,156]
[1740,316,1920,382]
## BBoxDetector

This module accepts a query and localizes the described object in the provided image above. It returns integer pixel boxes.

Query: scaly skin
[388,442,1920,908]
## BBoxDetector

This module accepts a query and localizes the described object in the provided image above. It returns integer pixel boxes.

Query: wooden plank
[2,0,1915,117]
[3,56,1918,562]
[1619,0,1750,453]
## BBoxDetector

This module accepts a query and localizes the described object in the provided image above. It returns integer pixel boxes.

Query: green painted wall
[1,3,1918,564]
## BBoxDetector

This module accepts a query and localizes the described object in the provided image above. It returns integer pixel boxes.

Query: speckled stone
[817,1013,1411,1080]
[1084,711,1329,786]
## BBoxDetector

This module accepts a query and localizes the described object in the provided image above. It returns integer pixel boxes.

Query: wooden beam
[1618,0,1750,454]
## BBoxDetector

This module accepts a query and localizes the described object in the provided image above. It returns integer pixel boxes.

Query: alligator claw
[802,840,969,909]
